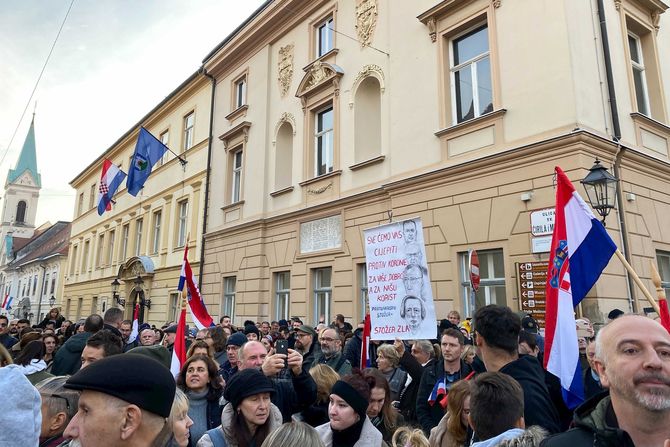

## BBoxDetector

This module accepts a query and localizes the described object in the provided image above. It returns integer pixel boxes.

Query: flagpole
[614,249,659,314]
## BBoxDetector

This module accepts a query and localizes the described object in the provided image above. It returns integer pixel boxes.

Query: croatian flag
[428,378,448,408]
[170,292,187,377]
[127,303,140,344]
[360,313,371,369]
[179,245,214,330]
[1,294,13,310]
[97,159,127,215]
[544,166,616,409]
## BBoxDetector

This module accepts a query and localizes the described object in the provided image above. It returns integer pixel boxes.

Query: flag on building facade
[544,166,617,409]
[360,313,371,369]
[126,127,168,196]
[1,294,13,310]
[127,303,140,344]
[97,159,127,215]
[179,245,214,330]
[170,292,187,377]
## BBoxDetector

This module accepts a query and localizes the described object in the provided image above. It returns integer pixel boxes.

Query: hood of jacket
[570,391,634,445]
[17,359,47,375]
[218,402,283,447]
[315,416,383,447]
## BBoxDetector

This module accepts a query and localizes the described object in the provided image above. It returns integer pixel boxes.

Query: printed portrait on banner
[364,217,437,340]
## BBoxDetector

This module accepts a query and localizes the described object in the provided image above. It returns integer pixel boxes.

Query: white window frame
[159,130,170,165]
[275,271,290,321]
[152,211,162,255]
[135,218,143,257]
[628,32,650,116]
[177,201,188,248]
[121,224,129,261]
[459,248,506,317]
[358,263,368,321]
[183,112,194,152]
[313,267,332,325]
[316,16,334,57]
[315,106,334,176]
[107,230,115,266]
[657,251,670,299]
[449,23,491,125]
[169,292,179,322]
[222,277,236,320]
[234,77,247,109]
[231,150,243,203]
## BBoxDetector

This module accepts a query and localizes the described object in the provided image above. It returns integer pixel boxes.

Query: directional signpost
[516,261,548,330]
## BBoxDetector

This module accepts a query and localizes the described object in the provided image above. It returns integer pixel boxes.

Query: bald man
[542,315,670,447]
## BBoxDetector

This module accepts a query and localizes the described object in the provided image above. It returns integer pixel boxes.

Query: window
[354,77,382,162]
[177,201,188,248]
[50,274,56,295]
[231,150,243,203]
[450,24,492,124]
[135,219,143,256]
[107,230,115,265]
[121,224,129,261]
[76,298,83,321]
[459,249,506,316]
[274,122,293,190]
[315,106,334,176]
[159,130,171,165]
[313,267,332,325]
[183,112,194,152]
[70,245,78,275]
[97,234,105,267]
[628,32,649,116]
[234,76,247,109]
[169,292,179,322]
[152,211,162,255]
[43,273,49,295]
[81,240,90,272]
[91,296,98,315]
[275,272,290,320]
[89,184,96,209]
[32,275,38,296]
[77,193,84,217]
[66,298,71,318]
[222,277,236,320]
[16,200,26,223]
[358,264,368,321]
[658,251,670,298]
[316,16,334,57]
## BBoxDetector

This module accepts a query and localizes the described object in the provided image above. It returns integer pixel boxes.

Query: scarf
[332,417,365,447]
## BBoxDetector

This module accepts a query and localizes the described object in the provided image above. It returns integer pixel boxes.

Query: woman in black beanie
[315,372,387,447]
[196,368,283,447]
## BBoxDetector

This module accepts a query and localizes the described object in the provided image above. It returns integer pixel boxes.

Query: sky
[0,0,265,226]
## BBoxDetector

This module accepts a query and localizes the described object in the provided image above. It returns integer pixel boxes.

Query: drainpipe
[596,0,636,312]
[198,66,216,291]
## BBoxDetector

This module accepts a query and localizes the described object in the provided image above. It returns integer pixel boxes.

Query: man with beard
[294,325,321,371]
[0,315,17,350]
[416,328,473,434]
[543,315,670,447]
[312,327,352,375]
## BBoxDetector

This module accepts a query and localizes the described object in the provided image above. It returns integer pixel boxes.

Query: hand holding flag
[170,290,187,377]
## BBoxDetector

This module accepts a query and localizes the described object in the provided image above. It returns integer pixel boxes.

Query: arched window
[354,76,382,162]
[16,201,26,223]
[275,122,293,190]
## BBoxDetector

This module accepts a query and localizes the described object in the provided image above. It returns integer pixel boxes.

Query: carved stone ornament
[492,0,501,7]
[427,17,437,43]
[307,182,333,195]
[273,112,297,144]
[131,261,145,277]
[308,61,329,89]
[614,0,621,11]
[652,10,661,33]
[352,64,385,91]
[355,0,378,47]
[278,44,294,98]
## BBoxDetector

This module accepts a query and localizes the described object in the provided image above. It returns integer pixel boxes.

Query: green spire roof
[7,117,41,187]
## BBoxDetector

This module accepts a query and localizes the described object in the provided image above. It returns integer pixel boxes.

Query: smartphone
[275,339,288,356]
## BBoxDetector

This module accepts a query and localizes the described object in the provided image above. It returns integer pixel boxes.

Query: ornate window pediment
[295,61,344,102]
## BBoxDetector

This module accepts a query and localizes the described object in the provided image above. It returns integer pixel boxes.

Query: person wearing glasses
[0,314,18,350]
[312,327,352,376]
[36,376,80,447]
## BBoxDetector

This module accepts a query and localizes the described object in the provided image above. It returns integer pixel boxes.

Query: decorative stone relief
[613,0,621,11]
[277,44,294,97]
[427,17,437,43]
[273,112,297,145]
[308,61,329,89]
[355,0,378,47]
[652,11,661,33]
[299,214,341,253]
[349,64,385,108]
[492,0,501,7]
[307,182,333,195]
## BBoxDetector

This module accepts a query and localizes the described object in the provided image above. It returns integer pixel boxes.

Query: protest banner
[364,217,437,340]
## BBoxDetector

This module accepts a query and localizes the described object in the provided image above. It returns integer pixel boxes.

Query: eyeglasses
[41,393,71,411]
[320,337,336,343]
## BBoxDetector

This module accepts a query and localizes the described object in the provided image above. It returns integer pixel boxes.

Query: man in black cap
[294,324,321,371]
[163,323,178,354]
[63,353,175,446]
[221,331,246,382]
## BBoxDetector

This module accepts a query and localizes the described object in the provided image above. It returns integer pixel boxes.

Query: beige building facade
[64,73,211,325]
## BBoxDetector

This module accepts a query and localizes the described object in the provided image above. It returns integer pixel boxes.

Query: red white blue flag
[170,294,187,377]
[1,293,13,311]
[179,245,214,330]
[544,166,616,409]
[127,303,140,344]
[360,313,371,369]
[97,159,127,215]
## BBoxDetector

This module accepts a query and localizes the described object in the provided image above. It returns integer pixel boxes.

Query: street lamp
[134,275,151,309]
[581,159,618,225]
[49,295,56,308]
[111,278,125,307]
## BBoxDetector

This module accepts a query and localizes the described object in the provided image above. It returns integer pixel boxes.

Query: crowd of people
[0,304,669,447]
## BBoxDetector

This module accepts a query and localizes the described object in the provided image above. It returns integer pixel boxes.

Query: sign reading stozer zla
[364,218,437,340]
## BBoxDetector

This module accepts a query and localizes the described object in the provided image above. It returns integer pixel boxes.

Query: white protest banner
[364,218,437,340]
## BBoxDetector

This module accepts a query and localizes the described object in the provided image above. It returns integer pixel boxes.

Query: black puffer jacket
[270,367,318,423]
[541,392,635,447]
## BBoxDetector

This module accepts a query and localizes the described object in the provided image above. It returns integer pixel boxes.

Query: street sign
[469,249,480,292]
[517,261,548,328]
[530,208,555,236]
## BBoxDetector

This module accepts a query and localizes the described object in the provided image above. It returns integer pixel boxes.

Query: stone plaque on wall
[300,215,342,253]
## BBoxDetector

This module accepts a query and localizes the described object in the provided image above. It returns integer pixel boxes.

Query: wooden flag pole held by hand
[613,249,660,314]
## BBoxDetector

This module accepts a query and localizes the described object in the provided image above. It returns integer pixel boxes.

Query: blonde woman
[376,344,408,402]
[461,345,477,366]
[261,421,325,447]
[300,363,340,427]
[392,427,430,447]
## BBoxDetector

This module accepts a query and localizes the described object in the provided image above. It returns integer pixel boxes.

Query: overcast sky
[0,0,265,226]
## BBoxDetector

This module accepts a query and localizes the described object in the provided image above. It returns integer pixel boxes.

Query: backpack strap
[206,427,227,447]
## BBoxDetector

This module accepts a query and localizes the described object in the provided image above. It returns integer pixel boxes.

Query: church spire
[6,115,41,187]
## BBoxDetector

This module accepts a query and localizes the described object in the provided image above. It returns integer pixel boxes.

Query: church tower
[1,116,41,242]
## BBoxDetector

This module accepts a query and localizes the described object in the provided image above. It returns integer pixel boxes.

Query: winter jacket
[219,359,237,383]
[416,359,473,435]
[312,351,353,376]
[297,399,330,427]
[196,402,283,447]
[499,356,561,434]
[370,413,405,445]
[315,416,388,447]
[583,367,604,401]
[472,426,547,447]
[398,351,433,424]
[51,332,92,375]
[16,359,54,385]
[0,333,17,350]
[270,366,318,422]
[429,411,467,447]
[300,340,322,371]
[541,392,636,447]
[38,315,65,329]
[343,329,378,369]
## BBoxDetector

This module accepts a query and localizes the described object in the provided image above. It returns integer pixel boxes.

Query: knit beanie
[244,324,260,339]
[332,380,369,419]
[224,368,275,408]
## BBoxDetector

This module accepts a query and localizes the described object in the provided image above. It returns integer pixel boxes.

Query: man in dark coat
[474,305,560,434]
[0,315,17,350]
[51,314,103,375]
[416,328,473,435]
[343,325,378,369]
[396,338,435,424]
